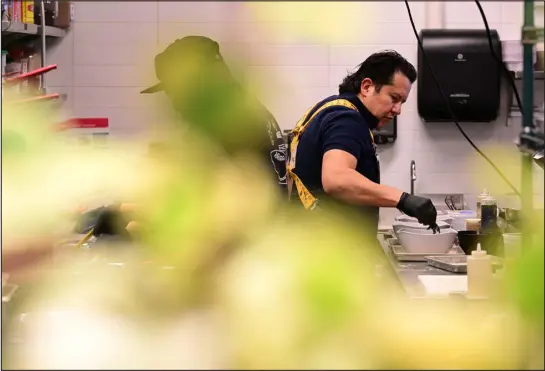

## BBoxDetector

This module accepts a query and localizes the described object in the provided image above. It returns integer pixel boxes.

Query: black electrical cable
[474,0,524,114]
[404,0,521,197]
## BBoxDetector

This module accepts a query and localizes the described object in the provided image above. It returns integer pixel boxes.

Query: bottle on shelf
[481,194,498,232]
[467,242,493,299]
[476,188,489,219]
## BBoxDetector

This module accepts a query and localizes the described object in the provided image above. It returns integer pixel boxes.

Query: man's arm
[319,111,437,226]
[320,110,403,208]
[322,149,403,207]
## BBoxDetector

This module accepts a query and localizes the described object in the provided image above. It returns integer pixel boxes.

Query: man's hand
[92,205,131,238]
[92,203,142,237]
[397,192,438,228]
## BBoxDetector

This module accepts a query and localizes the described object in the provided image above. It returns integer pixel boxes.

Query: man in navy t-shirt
[291,51,437,234]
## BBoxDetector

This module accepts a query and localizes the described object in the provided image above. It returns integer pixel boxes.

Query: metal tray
[387,237,401,247]
[426,256,469,273]
[426,255,504,273]
[388,239,465,262]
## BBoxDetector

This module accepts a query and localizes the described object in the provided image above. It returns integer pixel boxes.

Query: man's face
[359,71,412,126]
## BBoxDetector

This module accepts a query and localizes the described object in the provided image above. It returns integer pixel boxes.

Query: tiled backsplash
[45,2,544,217]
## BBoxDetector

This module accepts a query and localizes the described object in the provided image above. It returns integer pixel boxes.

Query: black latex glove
[73,206,106,234]
[92,205,131,239]
[397,192,438,230]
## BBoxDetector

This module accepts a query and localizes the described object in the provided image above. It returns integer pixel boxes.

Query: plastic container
[465,218,481,232]
[467,243,493,299]
[480,195,498,232]
[450,210,477,231]
[54,1,74,29]
[476,189,489,219]
[503,233,522,260]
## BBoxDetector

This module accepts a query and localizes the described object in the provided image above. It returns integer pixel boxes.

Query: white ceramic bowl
[396,228,458,254]
[392,220,450,235]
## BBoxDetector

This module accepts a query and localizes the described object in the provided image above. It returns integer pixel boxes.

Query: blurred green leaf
[507,239,544,327]
[2,130,27,156]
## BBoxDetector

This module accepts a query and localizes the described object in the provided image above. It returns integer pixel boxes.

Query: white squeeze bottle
[476,189,489,219]
[467,243,493,299]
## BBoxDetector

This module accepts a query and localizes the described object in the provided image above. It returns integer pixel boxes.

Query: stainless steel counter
[377,233,462,299]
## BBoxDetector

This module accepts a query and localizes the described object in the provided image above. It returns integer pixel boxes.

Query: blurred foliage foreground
[1,99,544,370]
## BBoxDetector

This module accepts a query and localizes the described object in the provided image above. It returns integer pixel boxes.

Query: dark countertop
[376,233,462,298]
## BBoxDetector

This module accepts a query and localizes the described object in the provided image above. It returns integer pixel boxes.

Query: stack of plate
[392,220,450,235]
[395,213,454,226]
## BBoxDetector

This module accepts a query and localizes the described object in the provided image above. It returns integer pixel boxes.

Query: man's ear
[360,78,374,97]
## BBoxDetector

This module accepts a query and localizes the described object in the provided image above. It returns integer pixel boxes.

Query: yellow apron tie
[287,99,375,210]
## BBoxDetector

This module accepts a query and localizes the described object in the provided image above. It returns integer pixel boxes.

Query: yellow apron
[287,99,375,210]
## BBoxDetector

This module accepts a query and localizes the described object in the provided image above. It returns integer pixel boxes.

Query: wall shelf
[2,21,65,37]
[512,70,545,80]
[2,21,65,49]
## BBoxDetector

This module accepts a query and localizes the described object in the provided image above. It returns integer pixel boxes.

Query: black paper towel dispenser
[372,116,397,144]
[417,29,502,122]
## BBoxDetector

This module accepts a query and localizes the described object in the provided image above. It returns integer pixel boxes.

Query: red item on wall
[56,117,109,131]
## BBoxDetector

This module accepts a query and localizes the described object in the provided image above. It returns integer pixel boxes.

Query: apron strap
[287,99,374,210]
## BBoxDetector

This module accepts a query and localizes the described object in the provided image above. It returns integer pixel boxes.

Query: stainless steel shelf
[512,70,545,80]
[2,21,65,38]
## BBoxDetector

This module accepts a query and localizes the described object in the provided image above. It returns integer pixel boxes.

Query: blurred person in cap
[287,51,438,235]
[84,37,287,239]
[141,36,287,191]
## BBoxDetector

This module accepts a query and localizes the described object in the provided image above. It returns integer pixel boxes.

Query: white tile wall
[45,30,74,87]
[445,2,502,24]
[158,2,242,23]
[74,22,157,44]
[73,1,158,23]
[249,45,329,66]
[47,1,544,217]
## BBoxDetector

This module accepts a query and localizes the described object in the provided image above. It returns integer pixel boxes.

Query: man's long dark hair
[338,50,417,94]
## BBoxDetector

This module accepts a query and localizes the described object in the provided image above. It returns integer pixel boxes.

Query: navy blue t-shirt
[293,93,381,231]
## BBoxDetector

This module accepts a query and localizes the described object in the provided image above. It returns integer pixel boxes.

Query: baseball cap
[140,36,224,94]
